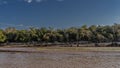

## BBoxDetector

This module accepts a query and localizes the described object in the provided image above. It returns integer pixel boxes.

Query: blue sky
[0,0,120,29]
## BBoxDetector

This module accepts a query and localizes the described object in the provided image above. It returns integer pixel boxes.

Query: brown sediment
[0,47,120,68]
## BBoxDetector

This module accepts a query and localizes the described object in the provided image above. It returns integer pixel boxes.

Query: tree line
[0,23,120,46]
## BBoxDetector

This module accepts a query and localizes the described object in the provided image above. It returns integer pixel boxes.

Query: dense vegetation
[0,23,120,46]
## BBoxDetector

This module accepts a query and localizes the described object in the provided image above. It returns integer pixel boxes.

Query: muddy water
[0,52,120,68]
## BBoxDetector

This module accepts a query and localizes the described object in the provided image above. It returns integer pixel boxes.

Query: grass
[37,47,120,52]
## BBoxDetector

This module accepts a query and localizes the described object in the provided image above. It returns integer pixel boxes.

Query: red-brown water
[0,48,120,68]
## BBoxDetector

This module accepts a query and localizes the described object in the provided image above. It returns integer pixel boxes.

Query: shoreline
[0,47,120,53]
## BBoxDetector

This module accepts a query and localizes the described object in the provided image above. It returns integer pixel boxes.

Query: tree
[29,27,38,42]
[79,25,92,41]
[0,30,6,43]
[15,30,30,42]
[5,27,17,42]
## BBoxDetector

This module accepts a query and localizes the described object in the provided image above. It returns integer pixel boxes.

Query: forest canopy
[0,23,120,45]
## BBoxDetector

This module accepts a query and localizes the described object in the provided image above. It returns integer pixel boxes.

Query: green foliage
[0,30,6,43]
[2,23,120,44]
